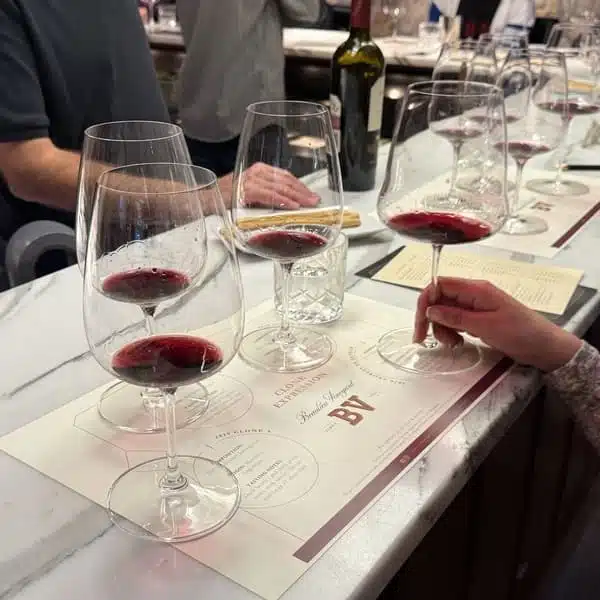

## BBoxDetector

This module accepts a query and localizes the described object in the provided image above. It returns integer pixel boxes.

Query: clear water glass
[274,233,347,324]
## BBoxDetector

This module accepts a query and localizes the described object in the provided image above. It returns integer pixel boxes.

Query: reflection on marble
[1,139,600,600]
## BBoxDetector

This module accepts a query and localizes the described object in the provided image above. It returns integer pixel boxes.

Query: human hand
[218,163,320,210]
[413,277,582,372]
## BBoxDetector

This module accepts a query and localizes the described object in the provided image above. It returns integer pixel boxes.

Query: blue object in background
[428,2,442,22]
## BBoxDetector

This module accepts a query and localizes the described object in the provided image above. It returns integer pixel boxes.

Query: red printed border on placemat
[552,202,600,248]
[293,356,514,563]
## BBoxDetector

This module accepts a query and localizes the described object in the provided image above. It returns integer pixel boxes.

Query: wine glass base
[240,325,333,373]
[107,455,240,543]
[97,381,209,434]
[502,214,548,236]
[423,192,481,212]
[377,329,481,375]
[526,177,589,197]
[456,175,515,194]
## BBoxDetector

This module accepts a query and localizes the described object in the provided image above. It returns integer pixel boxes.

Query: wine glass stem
[449,142,463,194]
[276,262,295,346]
[512,160,526,216]
[555,118,572,189]
[141,307,162,405]
[161,388,187,491]
[424,244,443,348]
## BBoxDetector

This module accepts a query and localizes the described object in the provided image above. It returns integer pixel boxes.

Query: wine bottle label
[329,93,342,152]
[367,75,385,132]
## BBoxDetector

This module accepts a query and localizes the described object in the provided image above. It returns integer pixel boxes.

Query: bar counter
[2,120,600,599]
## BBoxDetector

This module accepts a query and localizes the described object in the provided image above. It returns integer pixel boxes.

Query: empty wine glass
[75,121,206,434]
[433,40,498,84]
[527,23,600,196]
[83,163,243,542]
[381,0,406,38]
[498,50,568,235]
[377,80,508,374]
[231,101,343,373]
[478,31,529,70]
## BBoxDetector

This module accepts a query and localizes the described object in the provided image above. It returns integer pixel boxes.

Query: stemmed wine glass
[432,43,497,206]
[231,101,343,373]
[499,50,568,235]
[478,31,529,70]
[527,23,600,196]
[377,80,508,374]
[76,121,209,434]
[433,40,498,84]
[83,163,243,542]
[381,0,406,39]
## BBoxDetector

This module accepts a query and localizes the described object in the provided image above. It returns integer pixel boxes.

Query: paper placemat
[372,244,583,315]
[0,295,512,600]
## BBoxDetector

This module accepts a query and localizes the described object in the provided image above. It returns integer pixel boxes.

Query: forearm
[1,140,80,213]
[546,341,600,453]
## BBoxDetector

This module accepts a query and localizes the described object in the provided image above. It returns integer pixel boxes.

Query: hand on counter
[218,162,320,210]
[413,277,583,373]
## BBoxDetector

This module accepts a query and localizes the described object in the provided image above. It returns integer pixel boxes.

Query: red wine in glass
[112,335,223,388]
[470,113,520,126]
[102,267,190,307]
[247,228,328,261]
[495,140,553,162]
[434,126,484,144]
[537,100,600,118]
[386,211,492,245]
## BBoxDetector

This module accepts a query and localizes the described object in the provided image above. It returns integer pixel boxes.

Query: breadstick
[235,209,361,231]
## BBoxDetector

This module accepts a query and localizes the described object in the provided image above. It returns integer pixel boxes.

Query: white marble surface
[2,124,600,600]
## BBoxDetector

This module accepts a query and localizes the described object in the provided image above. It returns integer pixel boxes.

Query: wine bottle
[329,0,385,192]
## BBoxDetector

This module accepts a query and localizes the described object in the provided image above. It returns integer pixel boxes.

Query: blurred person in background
[176,0,323,176]
[0,0,316,270]
[428,0,535,39]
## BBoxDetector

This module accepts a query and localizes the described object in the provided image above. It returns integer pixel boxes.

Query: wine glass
[498,50,568,235]
[377,80,508,374]
[83,163,243,542]
[527,23,600,196]
[433,43,498,205]
[478,31,529,70]
[75,121,206,434]
[381,0,406,38]
[433,40,498,84]
[231,101,343,373]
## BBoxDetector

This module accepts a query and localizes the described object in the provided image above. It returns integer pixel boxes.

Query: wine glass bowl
[377,80,508,374]
[84,163,243,542]
[231,100,344,373]
[75,121,203,434]
[498,50,567,235]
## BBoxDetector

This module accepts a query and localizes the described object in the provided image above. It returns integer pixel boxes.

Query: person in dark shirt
[0,0,316,245]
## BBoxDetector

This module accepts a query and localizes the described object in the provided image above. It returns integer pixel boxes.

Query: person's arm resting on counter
[0,2,80,212]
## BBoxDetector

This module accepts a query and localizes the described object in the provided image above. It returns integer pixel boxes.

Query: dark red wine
[102,268,190,306]
[470,114,520,126]
[112,335,223,388]
[434,127,483,144]
[495,140,552,162]
[247,229,327,261]
[538,100,600,117]
[387,211,492,245]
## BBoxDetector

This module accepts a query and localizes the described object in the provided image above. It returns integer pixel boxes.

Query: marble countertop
[2,125,600,599]
[147,27,440,69]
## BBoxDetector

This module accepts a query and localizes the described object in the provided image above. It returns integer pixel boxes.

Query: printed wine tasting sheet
[0,296,513,600]
[373,244,584,316]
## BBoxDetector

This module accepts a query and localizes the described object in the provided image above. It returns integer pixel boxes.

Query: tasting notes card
[373,244,583,316]
[0,296,513,600]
